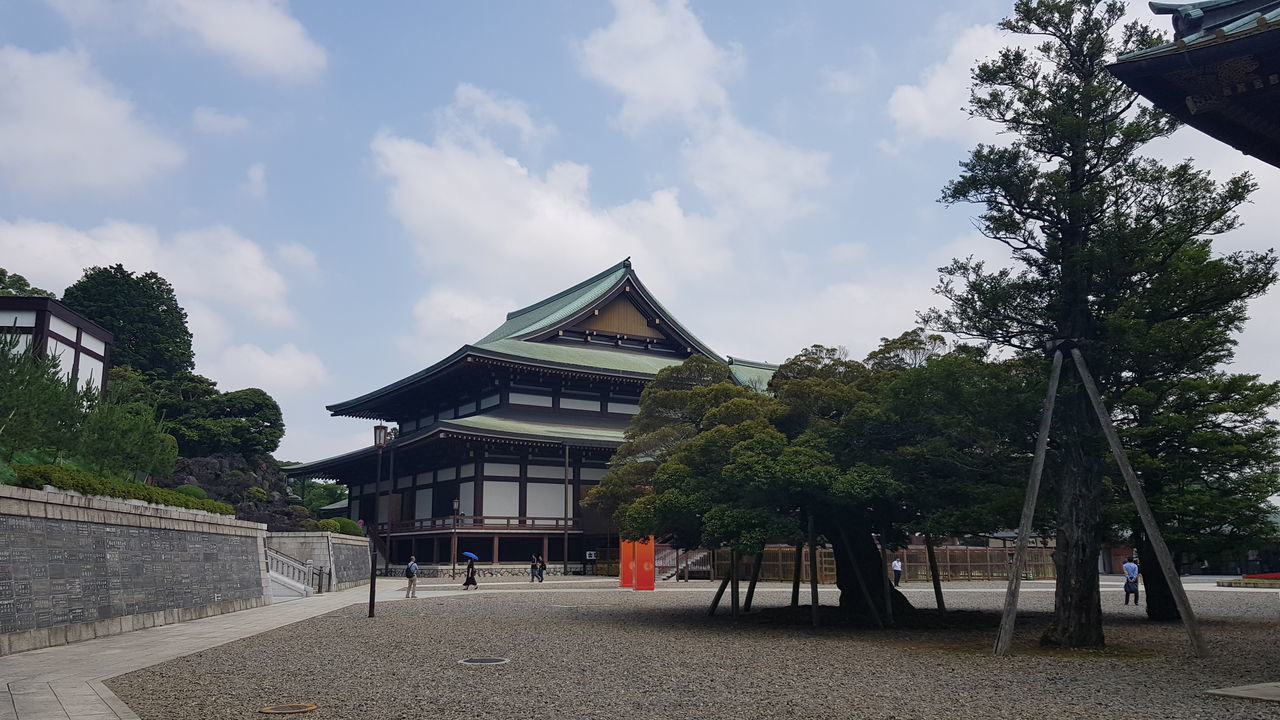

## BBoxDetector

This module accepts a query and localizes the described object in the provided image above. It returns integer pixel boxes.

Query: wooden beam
[1070,347,1208,658]
[808,515,820,627]
[995,348,1063,655]
[743,553,764,612]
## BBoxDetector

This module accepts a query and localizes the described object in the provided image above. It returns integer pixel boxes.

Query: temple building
[1109,0,1280,169]
[285,259,775,569]
[0,296,113,392]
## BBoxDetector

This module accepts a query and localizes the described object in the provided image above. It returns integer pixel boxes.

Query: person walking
[404,555,419,598]
[536,555,546,582]
[530,553,539,583]
[463,558,478,590]
[891,557,903,587]
[1122,557,1140,606]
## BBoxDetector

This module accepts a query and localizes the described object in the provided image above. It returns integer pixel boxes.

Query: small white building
[0,296,113,392]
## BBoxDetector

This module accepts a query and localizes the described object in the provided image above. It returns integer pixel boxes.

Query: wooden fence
[593,543,1056,583]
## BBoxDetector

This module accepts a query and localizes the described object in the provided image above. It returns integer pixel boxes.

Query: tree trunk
[707,572,730,616]
[827,520,914,616]
[730,549,740,619]
[1138,531,1180,621]
[1040,380,1106,648]
[791,540,803,608]
[743,553,763,612]
[879,532,894,626]
[925,534,945,613]
[838,526,882,628]
[808,515,820,627]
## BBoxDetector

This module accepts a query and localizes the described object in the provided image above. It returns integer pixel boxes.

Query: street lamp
[451,496,460,577]
[367,423,388,619]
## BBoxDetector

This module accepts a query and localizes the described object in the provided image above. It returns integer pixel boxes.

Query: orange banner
[633,537,655,591]
[619,540,634,588]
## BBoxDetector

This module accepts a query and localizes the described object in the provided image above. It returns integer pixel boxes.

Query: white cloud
[0,46,183,194]
[192,106,250,133]
[575,0,742,131]
[0,219,295,328]
[202,342,329,394]
[682,115,828,224]
[46,0,326,81]
[243,162,267,198]
[275,242,319,275]
[882,24,1012,151]
[0,217,325,397]
[439,84,555,149]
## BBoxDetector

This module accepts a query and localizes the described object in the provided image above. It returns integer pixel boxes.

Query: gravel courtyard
[109,579,1279,720]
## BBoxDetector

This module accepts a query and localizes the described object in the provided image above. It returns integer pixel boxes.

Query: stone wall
[0,484,269,656]
[264,532,370,591]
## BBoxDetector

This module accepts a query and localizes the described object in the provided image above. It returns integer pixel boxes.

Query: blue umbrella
[462,551,479,560]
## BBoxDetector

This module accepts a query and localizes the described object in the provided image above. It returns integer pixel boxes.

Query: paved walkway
[0,583,423,720]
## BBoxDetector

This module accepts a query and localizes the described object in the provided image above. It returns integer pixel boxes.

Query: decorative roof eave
[325,345,659,420]
[519,268,725,363]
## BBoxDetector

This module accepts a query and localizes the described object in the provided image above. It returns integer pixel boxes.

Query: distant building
[285,259,776,567]
[0,296,113,392]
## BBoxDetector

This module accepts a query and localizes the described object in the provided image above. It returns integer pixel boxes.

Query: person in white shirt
[891,558,903,587]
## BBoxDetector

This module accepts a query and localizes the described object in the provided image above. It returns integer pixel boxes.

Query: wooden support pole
[808,515,820,627]
[1069,348,1208,658]
[995,348,1063,655]
[879,531,894,626]
[791,540,803,608]
[838,526,882,629]
[925,533,945,613]
[743,553,764,612]
[708,571,731,616]
[730,549,741,619]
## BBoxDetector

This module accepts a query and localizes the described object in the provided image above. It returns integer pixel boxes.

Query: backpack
[405,564,416,578]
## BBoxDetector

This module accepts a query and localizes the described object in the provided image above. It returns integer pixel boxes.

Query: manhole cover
[459,657,509,665]
[260,703,318,714]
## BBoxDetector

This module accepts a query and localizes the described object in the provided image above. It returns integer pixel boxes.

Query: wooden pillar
[729,549,740,619]
[492,535,500,565]
[542,535,549,562]
[808,516,820,627]
[432,536,439,564]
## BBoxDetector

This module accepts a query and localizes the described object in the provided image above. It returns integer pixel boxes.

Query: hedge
[333,516,365,536]
[11,464,235,515]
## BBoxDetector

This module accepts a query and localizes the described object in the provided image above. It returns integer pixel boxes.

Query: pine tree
[924,0,1277,646]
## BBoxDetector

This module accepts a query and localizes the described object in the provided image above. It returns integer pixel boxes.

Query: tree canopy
[923,0,1278,644]
[62,264,195,376]
[0,268,54,298]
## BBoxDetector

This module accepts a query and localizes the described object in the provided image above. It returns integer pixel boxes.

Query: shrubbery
[245,486,269,502]
[172,484,208,500]
[333,516,365,536]
[12,464,235,515]
[317,518,341,533]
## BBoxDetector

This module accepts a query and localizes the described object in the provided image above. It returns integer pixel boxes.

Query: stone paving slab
[1205,682,1280,703]
[0,583,409,720]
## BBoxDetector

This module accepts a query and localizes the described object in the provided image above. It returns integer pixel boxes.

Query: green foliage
[172,484,208,500]
[148,373,286,458]
[0,268,54,298]
[333,516,365,536]
[923,0,1279,642]
[245,486,269,502]
[317,518,341,533]
[75,391,178,479]
[13,464,233,514]
[61,264,195,376]
[298,481,346,512]
[0,333,83,462]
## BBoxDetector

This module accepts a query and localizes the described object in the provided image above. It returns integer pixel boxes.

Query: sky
[2,0,1277,463]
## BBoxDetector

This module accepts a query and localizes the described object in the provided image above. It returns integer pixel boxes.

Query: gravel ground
[108,580,1280,720]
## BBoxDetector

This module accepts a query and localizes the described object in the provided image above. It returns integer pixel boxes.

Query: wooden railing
[375,515,580,533]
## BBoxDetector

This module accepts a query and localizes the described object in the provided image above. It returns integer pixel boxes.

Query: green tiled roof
[1115,0,1280,62]
[477,260,630,344]
[727,356,778,390]
[441,413,625,446]
[475,338,686,376]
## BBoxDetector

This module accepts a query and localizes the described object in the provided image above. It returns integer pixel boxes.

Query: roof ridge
[727,356,778,369]
[504,257,630,321]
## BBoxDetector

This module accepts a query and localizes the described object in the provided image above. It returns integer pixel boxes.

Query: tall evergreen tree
[62,264,195,376]
[924,0,1277,646]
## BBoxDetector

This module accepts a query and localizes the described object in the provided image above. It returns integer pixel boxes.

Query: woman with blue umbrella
[462,552,479,590]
